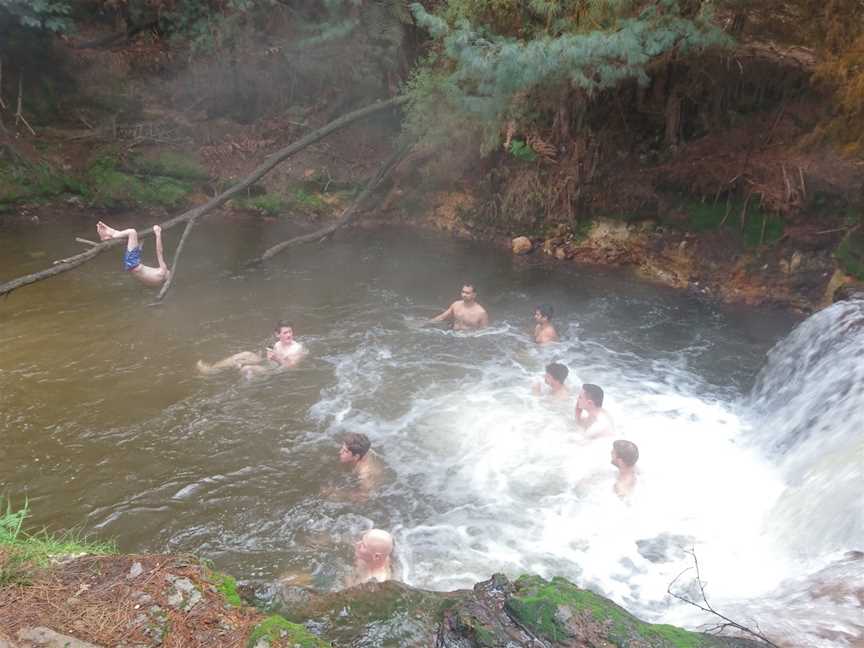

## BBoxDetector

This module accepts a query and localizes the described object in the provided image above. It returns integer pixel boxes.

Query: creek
[0,214,860,647]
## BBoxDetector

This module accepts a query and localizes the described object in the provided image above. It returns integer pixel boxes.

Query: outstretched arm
[430,303,455,323]
[153,225,168,272]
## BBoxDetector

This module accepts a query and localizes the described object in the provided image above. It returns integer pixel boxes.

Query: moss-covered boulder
[248,614,331,648]
[275,579,467,647]
[267,574,764,648]
[506,575,761,647]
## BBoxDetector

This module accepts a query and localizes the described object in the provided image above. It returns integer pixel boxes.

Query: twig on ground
[667,549,780,647]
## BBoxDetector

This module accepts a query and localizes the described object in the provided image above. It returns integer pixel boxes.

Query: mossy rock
[507,575,761,647]
[208,570,243,607]
[835,228,864,280]
[248,615,330,648]
[276,580,464,647]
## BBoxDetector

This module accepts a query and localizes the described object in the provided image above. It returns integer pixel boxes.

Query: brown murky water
[8,213,844,646]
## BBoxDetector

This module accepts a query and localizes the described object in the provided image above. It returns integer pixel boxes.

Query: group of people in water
[101,220,640,586]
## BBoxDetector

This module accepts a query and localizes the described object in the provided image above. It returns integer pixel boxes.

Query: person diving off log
[96,221,170,287]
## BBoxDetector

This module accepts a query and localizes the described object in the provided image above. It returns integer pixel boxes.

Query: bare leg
[197,351,263,375]
[153,225,168,273]
[96,222,139,251]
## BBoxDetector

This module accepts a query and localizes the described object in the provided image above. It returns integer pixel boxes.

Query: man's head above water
[534,304,554,321]
[354,528,394,567]
[460,283,477,303]
[339,432,371,464]
[545,362,569,388]
[611,439,639,468]
[578,383,604,409]
[274,322,294,343]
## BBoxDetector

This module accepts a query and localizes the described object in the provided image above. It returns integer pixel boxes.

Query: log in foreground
[0,96,407,299]
[246,145,407,267]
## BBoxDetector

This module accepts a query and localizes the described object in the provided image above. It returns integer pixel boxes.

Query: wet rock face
[269,574,765,648]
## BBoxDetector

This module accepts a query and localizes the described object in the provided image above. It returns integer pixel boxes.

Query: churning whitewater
[308,295,863,647]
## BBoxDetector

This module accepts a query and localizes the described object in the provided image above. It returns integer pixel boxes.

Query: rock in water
[512,236,533,255]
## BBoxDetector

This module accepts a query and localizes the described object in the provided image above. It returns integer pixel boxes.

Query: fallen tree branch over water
[152,216,198,303]
[668,550,780,647]
[246,145,407,266]
[0,96,407,299]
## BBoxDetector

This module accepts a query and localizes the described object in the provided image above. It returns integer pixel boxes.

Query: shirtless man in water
[575,383,615,438]
[197,322,306,377]
[532,362,570,401]
[611,439,639,498]
[347,529,394,586]
[96,221,169,287]
[338,432,385,496]
[533,304,559,344]
[429,283,489,330]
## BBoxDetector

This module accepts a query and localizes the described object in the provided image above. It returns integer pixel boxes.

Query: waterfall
[749,298,864,557]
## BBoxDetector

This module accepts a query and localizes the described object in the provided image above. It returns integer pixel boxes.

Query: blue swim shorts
[123,247,142,271]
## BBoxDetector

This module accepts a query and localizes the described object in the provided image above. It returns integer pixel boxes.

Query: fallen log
[245,145,406,266]
[0,96,406,299]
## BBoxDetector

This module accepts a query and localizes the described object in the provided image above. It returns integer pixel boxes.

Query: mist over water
[1,217,860,646]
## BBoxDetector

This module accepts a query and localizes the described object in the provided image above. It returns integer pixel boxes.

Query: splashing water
[308,298,862,647]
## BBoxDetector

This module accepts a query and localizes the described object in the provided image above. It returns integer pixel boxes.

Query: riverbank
[0,506,764,648]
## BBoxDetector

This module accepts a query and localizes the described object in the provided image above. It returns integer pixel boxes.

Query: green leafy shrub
[509,139,537,162]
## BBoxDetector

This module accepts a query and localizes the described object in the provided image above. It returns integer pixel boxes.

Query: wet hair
[581,383,604,407]
[343,432,371,459]
[545,362,569,384]
[462,283,476,292]
[274,321,293,332]
[535,304,554,319]
[613,440,639,466]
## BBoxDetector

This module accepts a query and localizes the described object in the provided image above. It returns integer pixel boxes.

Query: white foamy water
[309,300,864,647]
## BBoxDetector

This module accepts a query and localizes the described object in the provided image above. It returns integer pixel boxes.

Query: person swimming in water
[575,383,615,438]
[533,304,559,344]
[532,362,570,401]
[197,322,306,378]
[335,432,385,498]
[429,283,490,331]
[96,221,169,287]
[347,528,394,586]
[611,439,639,498]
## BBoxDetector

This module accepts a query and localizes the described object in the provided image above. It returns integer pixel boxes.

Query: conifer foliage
[407,0,731,150]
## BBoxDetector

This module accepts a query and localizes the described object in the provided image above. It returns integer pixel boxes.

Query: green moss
[209,571,243,607]
[836,228,864,280]
[247,615,330,648]
[83,155,193,208]
[130,152,209,181]
[236,193,287,216]
[0,161,80,205]
[508,575,714,648]
[681,199,783,247]
[290,188,326,211]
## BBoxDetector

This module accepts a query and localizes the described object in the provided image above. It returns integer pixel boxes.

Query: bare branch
[246,144,408,266]
[0,96,407,299]
[152,217,197,303]
[667,549,780,647]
